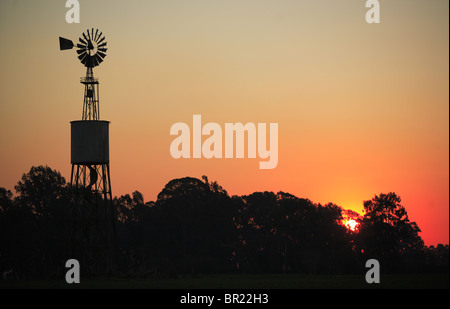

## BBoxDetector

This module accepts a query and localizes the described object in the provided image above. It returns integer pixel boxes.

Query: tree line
[0,165,448,279]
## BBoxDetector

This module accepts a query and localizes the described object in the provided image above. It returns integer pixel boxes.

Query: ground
[0,274,448,289]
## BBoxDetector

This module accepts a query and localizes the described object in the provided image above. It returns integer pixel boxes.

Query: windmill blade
[86,29,91,41]
[91,28,95,41]
[94,29,99,41]
[97,36,106,45]
[98,42,107,48]
[83,55,91,67]
[59,37,74,50]
[95,54,104,65]
[77,49,86,55]
[81,55,89,66]
[80,55,89,66]
[98,48,108,53]
[82,32,89,43]
[78,52,88,61]
[77,43,87,49]
[79,37,87,45]
[97,51,107,59]
[96,32,103,42]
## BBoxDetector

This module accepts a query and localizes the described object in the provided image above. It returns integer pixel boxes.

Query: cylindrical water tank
[71,120,110,164]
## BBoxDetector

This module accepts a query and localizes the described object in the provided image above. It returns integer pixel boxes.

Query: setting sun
[343,219,359,232]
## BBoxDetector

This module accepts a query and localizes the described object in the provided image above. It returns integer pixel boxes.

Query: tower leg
[70,163,118,276]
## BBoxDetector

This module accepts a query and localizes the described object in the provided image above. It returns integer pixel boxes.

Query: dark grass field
[0,274,448,289]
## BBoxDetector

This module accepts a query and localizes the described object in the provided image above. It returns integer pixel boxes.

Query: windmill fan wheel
[76,28,108,68]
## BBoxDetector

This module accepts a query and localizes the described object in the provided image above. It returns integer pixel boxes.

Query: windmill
[60,29,108,120]
[60,29,118,275]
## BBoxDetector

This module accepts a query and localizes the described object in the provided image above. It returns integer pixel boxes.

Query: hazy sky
[0,0,448,245]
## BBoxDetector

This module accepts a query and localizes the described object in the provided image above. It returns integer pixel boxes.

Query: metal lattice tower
[81,67,99,120]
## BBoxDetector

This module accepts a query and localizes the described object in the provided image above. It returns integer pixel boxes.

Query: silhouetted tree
[0,187,13,214]
[232,191,278,273]
[1,166,70,279]
[233,192,356,274]
[424,244,449,273]
[0,187,16,279]
[15,166,67,216]
[357,192,424,272]
[114,190,157,276]
[153,177,236,275]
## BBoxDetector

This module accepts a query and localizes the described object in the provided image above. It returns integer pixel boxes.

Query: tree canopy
[0,165,447,279]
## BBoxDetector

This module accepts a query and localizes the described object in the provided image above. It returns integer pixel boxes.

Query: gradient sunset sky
[0,0,448,246]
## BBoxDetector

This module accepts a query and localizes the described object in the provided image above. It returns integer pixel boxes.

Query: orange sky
[0,0,448,246]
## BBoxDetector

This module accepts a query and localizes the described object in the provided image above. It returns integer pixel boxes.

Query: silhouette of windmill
[60,29,118,275]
